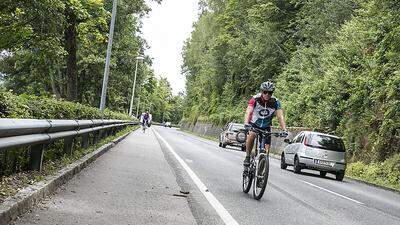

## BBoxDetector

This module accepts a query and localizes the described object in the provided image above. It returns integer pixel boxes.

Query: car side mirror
[284,139,292,144]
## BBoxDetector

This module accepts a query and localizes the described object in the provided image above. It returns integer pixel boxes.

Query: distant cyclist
[140,111,152,132]
[243,81,288,167]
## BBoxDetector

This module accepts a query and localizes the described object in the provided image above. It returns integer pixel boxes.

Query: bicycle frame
[250,127,280,161]
[242,127,284,199]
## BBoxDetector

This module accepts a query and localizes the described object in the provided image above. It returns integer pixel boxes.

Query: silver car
[219,123,246,151]
[281,131,346,181]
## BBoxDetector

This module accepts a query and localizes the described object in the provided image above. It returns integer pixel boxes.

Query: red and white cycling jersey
[248,93,281,129]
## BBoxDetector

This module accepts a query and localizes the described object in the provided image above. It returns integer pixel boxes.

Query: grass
[0,126,138,203]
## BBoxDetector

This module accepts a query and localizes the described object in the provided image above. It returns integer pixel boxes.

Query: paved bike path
[14,129,197,225]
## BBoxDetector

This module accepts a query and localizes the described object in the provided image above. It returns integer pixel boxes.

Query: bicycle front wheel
[253,155,269,200]
[242,168,253,193]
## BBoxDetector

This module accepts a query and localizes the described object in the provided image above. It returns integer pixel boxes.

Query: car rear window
[230,124,244,131]
[307,134,345,152]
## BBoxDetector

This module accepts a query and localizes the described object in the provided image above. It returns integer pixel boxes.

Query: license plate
[314,159,334,167]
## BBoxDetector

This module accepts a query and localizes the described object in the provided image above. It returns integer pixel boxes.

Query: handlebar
[239,127,287,137]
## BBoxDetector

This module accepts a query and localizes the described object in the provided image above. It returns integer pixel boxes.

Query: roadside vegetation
[0,91,132,120]
[0,92,137,177]
[346,154,400,191]
[0,0,184,124]
[182,0,399,190]
[0,0,185,201]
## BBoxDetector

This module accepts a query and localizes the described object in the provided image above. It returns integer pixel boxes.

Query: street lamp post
[136,95,140,118]
[129,56,144,116]
[99,0,118,112]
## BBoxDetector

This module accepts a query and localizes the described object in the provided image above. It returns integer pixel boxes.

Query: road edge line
[153,129,239,225]
[300,180,364,205]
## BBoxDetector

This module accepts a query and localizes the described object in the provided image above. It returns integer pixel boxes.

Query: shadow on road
[220,146,244,152]
[283,168,338,181]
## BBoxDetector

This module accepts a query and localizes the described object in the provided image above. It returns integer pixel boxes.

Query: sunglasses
[262,91,273,95]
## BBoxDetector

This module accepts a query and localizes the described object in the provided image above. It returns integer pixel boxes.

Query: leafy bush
[0,91,136,178]
[0,91,132,120]
[347,154,400,190]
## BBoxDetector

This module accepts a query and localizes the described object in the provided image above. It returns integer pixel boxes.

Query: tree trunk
[50,72,61,99]
[65,15,77,102]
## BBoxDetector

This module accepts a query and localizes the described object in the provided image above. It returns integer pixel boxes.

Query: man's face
[261,90,273,101]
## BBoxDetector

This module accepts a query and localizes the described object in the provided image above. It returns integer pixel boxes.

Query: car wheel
[336,171,345,181]
[320,171,327,177]
[293,156,301,174]
[218,142,222,147]
[280,152,287,169]
[222,143,226,148]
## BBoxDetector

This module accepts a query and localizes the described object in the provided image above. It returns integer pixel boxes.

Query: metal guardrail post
[64,137,74,155]
[93,131,100,144]
[81,134,90,148]
[107,128,113,137]
[103,129,108,138]
[29,144,44,171]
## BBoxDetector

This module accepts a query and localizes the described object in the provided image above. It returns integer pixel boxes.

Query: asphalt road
[13,128,196,225]
[13,126,400,225]
[153,126,400,225]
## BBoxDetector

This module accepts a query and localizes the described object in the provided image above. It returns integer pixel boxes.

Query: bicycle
[240,127,286,200]
[141,121,148,133]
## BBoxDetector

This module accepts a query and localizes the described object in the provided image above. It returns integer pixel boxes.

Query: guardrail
[0,119,137,172]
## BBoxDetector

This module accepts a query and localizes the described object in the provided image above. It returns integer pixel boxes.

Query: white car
[164,122,171,128]
[281,131,346,181]
[219,123,246,151]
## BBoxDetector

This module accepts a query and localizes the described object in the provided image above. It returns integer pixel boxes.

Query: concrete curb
[0,131,132,225]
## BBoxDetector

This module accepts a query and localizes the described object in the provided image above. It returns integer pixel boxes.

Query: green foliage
[137,78,184,124]
[347,154,400,190]
[0,0,154,111]
[182,0,301,125]
[279,0,400,162]
[182,0,399,163]
[0,91,131,120]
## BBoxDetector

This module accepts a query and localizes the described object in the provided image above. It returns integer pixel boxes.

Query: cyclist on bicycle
[243,81,288,167]
[140,111,151,127]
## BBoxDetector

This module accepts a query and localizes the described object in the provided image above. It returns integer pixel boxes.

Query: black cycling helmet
[260,81,275,92]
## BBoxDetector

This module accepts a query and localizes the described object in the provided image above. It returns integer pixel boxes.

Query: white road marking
[153,129,239,225]
[300,180,364,205]
[185,158,194,163]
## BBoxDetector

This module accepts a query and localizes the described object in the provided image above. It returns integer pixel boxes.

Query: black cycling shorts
[250,123,271,145]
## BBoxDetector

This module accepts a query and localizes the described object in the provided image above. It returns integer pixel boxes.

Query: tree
[0,0,157,112]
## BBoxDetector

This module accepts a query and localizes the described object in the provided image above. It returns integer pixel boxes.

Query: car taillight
[304,136,308,146]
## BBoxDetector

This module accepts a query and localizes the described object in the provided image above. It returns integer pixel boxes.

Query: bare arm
[275,109,287,130]
[244,105,253,124]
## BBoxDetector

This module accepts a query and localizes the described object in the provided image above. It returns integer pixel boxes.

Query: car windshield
[230,124,244,131]
[307,134,345,152]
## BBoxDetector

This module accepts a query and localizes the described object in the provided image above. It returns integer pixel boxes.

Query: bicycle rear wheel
[253,155,269,200]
